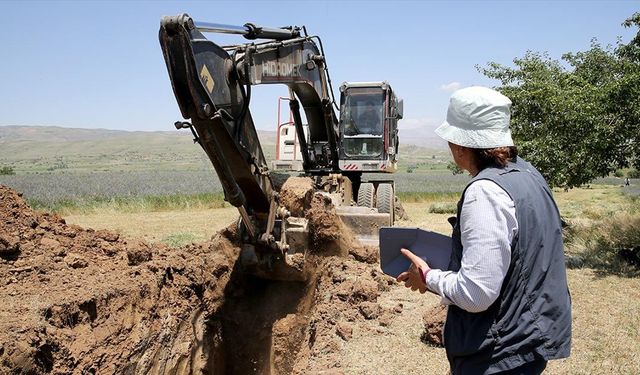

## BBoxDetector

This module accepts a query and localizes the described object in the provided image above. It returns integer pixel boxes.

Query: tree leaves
[478,14,640,188]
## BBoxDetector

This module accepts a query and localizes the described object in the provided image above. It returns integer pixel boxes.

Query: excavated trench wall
[0,179,395,374]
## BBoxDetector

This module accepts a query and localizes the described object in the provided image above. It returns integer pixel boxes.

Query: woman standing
[398,86,571,374]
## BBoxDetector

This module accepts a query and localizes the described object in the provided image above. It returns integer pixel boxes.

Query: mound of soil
[421,304,447,347]
[0,183,400,374]
[0,185,238,373]
[279,176,314,217]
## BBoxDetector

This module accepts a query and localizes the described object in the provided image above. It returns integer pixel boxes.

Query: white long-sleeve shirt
[426,180,518,313]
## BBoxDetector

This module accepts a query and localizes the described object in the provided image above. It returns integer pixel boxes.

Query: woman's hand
[396,248,431,294]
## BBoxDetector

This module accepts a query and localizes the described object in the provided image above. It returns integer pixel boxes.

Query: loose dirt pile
[0,185,238,373]
[0,181,419,374]
[421,304,447,347]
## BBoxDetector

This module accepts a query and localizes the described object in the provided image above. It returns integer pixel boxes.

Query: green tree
[478,13,640,188]
[447,161,463,175]
[0,166,15,175]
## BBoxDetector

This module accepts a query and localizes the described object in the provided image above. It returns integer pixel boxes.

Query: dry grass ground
[64,185,640,374]
[336,267,640,375]
[65,206,238,245]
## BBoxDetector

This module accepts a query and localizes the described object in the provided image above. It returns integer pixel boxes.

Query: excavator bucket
[337,206,390,247]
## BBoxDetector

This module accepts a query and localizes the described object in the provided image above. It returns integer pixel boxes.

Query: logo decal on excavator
[200,64,215,93]
[262,61,299,78]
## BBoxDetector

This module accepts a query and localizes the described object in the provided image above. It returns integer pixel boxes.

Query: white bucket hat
[435,86,514,148]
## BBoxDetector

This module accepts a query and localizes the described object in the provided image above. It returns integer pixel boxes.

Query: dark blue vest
[444,157,572,374]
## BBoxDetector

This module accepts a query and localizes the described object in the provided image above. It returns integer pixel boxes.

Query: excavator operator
[357,101,382,135]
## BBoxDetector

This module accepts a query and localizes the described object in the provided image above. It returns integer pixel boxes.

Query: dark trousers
[495,360,547,375]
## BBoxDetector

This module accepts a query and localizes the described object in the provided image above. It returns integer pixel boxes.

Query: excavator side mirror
[396,99,404,119]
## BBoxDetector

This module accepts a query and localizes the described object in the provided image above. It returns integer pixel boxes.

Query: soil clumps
[421,304,447,347]
[0,185,238,373]
[279,176,314,217]
[0,182,411,374]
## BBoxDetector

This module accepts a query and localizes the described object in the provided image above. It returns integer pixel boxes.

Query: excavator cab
[338,82,403,173]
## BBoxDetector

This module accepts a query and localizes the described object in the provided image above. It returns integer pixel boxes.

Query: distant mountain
[0,125,134,142]
[0,124,443,151]
[397,126,448,149]
[0,125,277,145]
[0,126,279,174]
[0,125,445,174]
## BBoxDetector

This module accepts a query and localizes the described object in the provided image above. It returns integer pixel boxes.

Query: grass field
[0,126,449,175]
[0,170,469,212]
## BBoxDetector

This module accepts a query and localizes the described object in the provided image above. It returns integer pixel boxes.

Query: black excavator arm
[159,14,339,252]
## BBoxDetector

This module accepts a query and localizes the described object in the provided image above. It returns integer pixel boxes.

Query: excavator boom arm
[160,15,272,217]
[159,14,340,246]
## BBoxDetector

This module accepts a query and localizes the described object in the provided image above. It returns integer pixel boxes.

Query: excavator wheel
[376,183,395,225]
[357,182,375,208]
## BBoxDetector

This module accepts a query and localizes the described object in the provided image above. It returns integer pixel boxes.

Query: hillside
[0,126,276,173]
[398,124,448,150]
[0,126,447,174]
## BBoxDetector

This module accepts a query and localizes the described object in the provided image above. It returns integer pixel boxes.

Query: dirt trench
[0,179,398,374]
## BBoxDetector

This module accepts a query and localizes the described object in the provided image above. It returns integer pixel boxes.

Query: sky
[0,0,638,133]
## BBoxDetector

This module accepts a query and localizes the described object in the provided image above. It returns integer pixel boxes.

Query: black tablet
[378,227,453,278]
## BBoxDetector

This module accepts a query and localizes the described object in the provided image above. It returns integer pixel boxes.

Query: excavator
[159,14,403,278]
